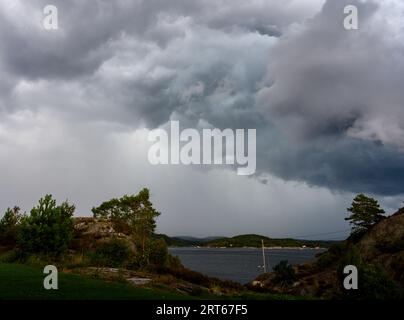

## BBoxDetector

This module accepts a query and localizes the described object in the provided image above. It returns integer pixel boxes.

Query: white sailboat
[258,239,267,273]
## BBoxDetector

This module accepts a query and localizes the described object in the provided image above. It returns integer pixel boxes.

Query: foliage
[358,264,402,299]
[315,241,347,269]
[338,246,401,300]
[345,194,385,235]
[272,260,297,287]
[92,188,160,254]
[0,250,23,263]
[167,254,182,269]
[89,238,132,267]
[148,238,168,267]
[18,195,75,257]
[376,238,404,253]
[0,207,23,245]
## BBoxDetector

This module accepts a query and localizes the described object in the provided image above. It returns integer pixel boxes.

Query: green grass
[0,263,189,300]
[0,263,306,300]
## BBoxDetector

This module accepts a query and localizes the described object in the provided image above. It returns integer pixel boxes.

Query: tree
[19,195,75,256]
[0,206,23,245]
[92,188,160,255]
[346,194,385,235]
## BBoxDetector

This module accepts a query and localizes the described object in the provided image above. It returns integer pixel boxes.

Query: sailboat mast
[262,239,267,273]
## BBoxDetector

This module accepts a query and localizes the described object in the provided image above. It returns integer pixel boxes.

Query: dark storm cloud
[1,0,404,201]
[256,133,404,196]
[255,0,404,195]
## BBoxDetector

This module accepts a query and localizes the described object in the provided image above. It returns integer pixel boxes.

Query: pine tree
[346,194,385,234]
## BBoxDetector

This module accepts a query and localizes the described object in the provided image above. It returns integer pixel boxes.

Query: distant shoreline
[157,233,339,249]
[169,246,327,250]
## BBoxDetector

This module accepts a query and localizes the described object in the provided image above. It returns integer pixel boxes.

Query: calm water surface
[169,247,325,284]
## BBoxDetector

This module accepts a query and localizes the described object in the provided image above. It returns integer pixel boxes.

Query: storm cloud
[0,0,403,237]
[256,0,404,194]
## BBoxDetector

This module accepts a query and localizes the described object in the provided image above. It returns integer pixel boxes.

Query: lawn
[0,263,188,300]
[0,263,305,300]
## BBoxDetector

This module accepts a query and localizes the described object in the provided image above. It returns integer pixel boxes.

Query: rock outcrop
[70,217,136,254]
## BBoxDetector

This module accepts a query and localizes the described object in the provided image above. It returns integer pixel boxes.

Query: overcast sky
[1,0,404,239]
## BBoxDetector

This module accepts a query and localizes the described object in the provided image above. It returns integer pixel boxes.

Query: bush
[128,254,149,269]
[89,238,132,267]
[315,251,334,269]
[359,264,402,299]
[315,241,347,269]
[167,254,182,270]
[339,246,402,300]
[0,249,23,263]
[376,239,404,253]
[148,239,168,267]
[273,260,297,287]
[18,195,75,257]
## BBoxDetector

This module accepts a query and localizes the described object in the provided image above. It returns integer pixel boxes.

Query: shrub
[358,264,402,300]
[339,246,402,300]
[18,195,75,257]
[89,238,131,267]
[0,249,23,263]
[316,251,334,269]
[167,254,182,270]
[315,241,347,269]
[376,239,404,253]
[272,260,297,287]
[148,238,168,267]
[128,254,149,269]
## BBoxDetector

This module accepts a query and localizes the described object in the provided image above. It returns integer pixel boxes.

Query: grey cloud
[254,0,404,195]
[0,0,312,80]
[0,0,403,242]
[0,0,301,124]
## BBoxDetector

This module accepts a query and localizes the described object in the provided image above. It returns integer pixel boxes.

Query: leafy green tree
[346,194,385,235]
[0,207,23,245]
[19,195,75,256]
[92,188,160,255]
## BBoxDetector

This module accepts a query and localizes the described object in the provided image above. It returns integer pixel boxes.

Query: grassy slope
[0,263,305,300]
[0,263,188,300]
